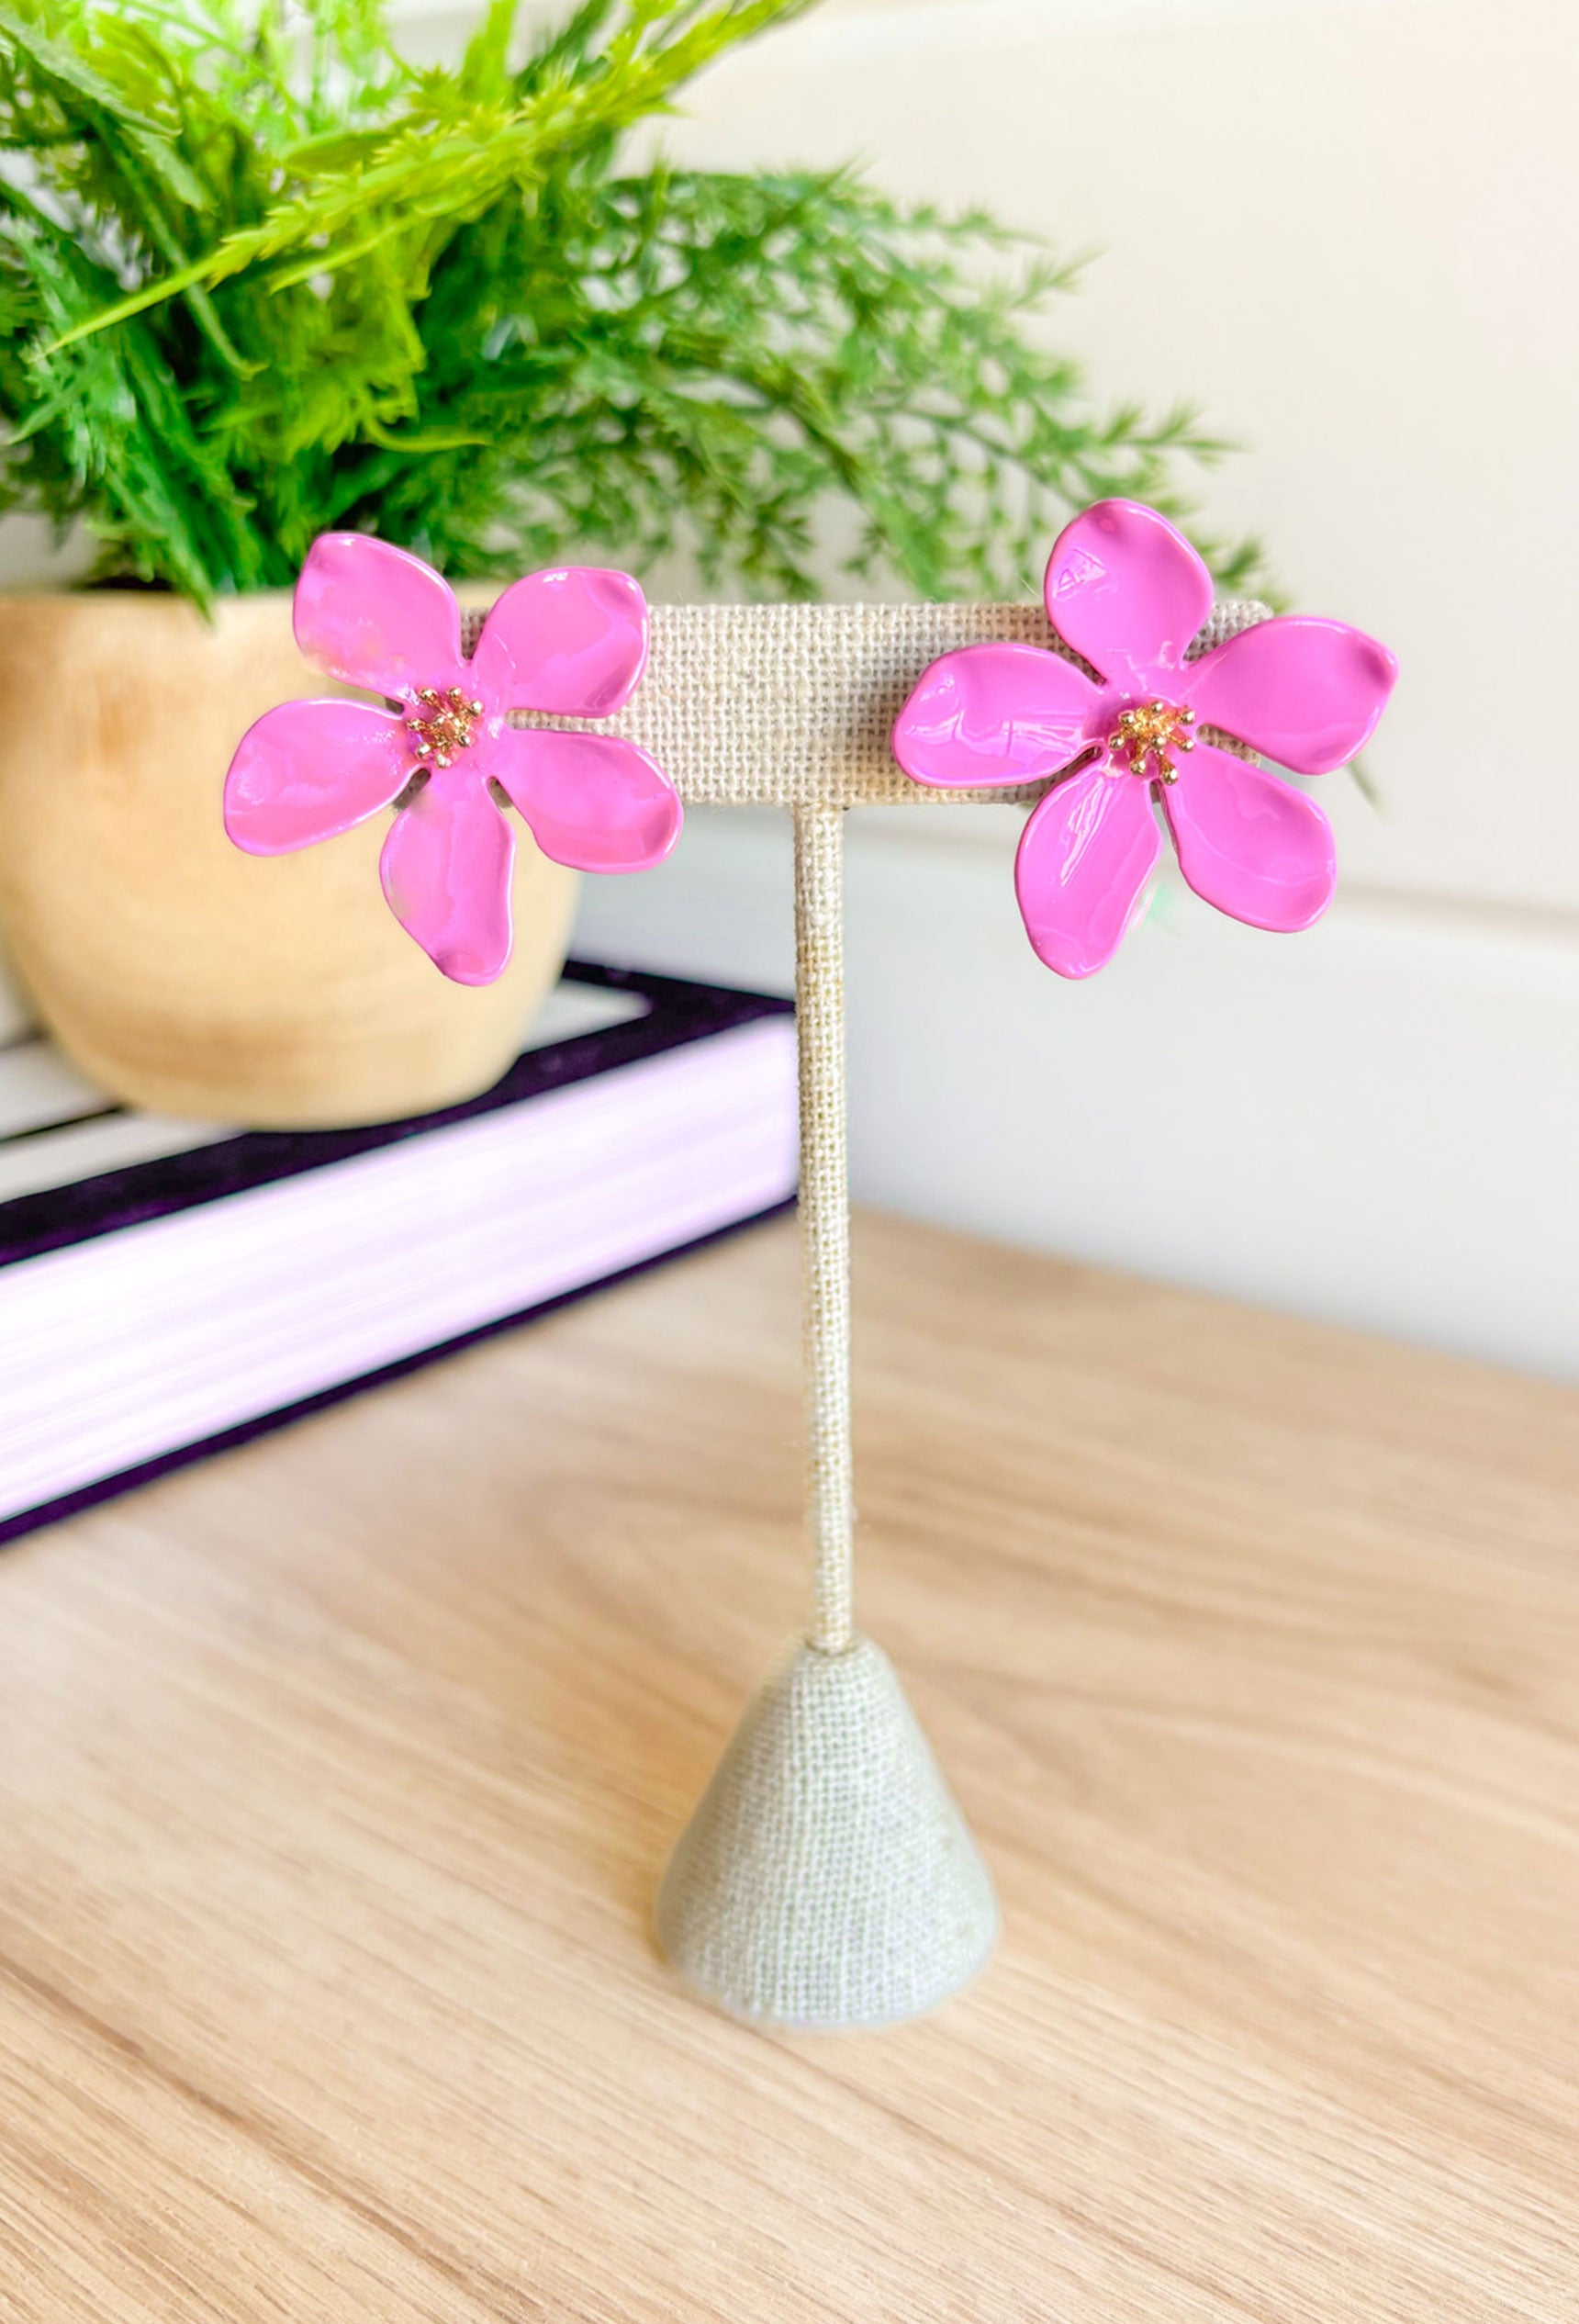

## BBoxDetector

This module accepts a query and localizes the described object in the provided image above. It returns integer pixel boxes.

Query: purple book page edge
[0,961,791,1272]
[0,962,796,1548]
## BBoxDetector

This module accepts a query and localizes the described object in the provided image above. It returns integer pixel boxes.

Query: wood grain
[0,1212,1575,2321]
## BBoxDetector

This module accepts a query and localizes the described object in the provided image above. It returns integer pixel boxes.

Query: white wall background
[5,0,1575,1375]
[575,0,1579,1382]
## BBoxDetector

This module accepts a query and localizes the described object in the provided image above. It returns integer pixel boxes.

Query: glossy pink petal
[1161,745,1336,932]
[295,533,464,698]
[1043,500,1213,691]
[471,567,649,717]
[1013,765,1162,978]
[491,727,682,872]
[892,643,1099,791]
[379,767,515,984]
[224,699,410,854]
[1183,616,1398,774]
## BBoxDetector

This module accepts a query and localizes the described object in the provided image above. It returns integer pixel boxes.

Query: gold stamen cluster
[1109,697,1196,785]
[406,684,484,770]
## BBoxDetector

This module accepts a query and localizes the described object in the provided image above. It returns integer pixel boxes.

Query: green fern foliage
[0,0,1267,603]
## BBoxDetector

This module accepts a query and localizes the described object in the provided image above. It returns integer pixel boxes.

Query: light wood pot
[0,591,577,1127]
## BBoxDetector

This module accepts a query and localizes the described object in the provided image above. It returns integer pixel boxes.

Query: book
[0,963,797,1546]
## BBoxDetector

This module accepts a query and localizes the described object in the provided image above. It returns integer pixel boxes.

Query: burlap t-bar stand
[543,595,1267,2028]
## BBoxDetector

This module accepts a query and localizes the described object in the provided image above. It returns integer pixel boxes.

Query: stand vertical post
[792,803,855,1656]
[655,799,998,2028]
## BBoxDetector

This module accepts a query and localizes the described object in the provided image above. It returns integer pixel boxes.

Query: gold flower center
[1109,697,1196,785]
[406,685,484,770]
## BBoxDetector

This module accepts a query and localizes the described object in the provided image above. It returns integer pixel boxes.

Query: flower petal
[892,643,1099,791]
[1013,764,1161,978]
[471,567,649,717]
[224,699,410,854]
[1160,744,1336,932]
[492,727,682,872]
[379,768,515,984]
[295,533,464,698]
[1183,615,1398,774]
[1043,500,1214,691]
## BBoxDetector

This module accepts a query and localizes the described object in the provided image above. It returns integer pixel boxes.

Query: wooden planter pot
[0,591,577,1127]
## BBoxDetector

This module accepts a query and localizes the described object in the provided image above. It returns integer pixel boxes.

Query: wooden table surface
[1,1212,1575,2321]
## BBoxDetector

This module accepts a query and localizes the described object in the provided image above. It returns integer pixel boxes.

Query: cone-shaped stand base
[656,1634,998,2028]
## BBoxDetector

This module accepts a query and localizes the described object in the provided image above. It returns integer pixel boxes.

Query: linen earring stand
[233,516,1392,2028]
[480,594,1271,2028]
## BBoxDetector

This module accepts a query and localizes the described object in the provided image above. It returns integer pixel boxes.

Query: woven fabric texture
[794,804,856,1655]
[655,1634,998,2027]
[456,597,1273,806]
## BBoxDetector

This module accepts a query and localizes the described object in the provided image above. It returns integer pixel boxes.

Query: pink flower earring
[891,499,1397,976]
[225,533,682,985]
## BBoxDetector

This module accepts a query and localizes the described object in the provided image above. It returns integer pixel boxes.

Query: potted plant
[0,0,1263,1124]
